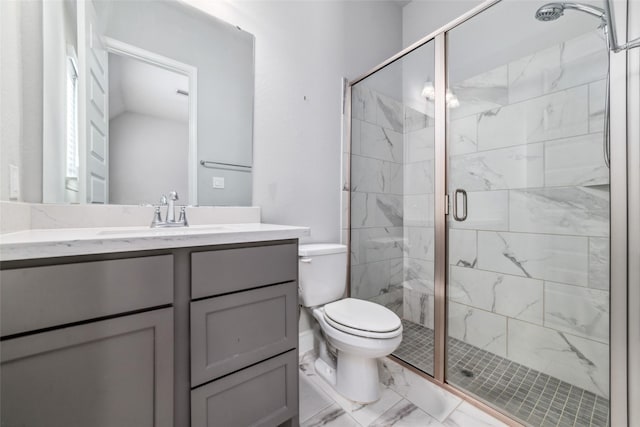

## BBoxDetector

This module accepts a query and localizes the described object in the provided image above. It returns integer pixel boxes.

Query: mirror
[36,0,254,206]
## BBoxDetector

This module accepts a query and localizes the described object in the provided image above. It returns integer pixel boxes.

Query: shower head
[534,2,606,22]
[535,3,565,21]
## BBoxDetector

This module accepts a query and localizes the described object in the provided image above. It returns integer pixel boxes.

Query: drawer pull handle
[300,257,312,263]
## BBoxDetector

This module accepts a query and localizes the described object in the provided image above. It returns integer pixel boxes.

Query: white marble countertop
[0,223,310,261]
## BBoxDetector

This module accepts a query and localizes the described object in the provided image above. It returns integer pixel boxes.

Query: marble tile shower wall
[348,83,437,332]
[346,29,609,399]
[447,30,610,399]
[348,85,411,318]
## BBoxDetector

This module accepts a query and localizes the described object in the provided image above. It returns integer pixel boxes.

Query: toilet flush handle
[300,257,313,263]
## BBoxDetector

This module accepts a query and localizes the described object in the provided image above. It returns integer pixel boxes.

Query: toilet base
[314,351,381,404]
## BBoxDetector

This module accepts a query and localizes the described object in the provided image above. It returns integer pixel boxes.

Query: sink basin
[97,225,230,236]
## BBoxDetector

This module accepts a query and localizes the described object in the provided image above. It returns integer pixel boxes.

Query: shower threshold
[394,320,610,427]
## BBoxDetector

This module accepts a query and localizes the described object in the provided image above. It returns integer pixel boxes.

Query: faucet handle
[168,191,179,201]
[150,205,164,228]
[178,206,189,227]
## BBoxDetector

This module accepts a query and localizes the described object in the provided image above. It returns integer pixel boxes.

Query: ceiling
[108,53,189,123]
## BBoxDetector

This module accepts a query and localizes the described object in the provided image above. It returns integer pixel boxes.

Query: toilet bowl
[298,244,403,403]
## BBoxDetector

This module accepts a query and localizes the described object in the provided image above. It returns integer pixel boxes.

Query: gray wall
[109,112,188,205]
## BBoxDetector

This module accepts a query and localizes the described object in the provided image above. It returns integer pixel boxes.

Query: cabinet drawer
[191,242,297,299]
[0,255,173,337]
[1,308,174,427]
[191,282,298,385]
[191,350,298,427]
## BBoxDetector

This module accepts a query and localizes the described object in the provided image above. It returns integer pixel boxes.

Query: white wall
[109,112,188,205]
[0,0,43,202]
[402,0,481,48]
[185,0,403,244]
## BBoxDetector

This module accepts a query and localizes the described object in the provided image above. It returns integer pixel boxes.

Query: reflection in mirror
[30,0,255,206]
[108,52,190,205]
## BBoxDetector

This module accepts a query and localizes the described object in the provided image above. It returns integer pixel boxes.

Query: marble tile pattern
[299,351,508,427]
[350,84,409,316]
[349,29,609,402]
[445,28,610,400]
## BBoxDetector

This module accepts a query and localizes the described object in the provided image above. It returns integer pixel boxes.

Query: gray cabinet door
[191,282,298,386]
[1,255,173,337]
[1,308,174,427]
[191,242,297,299]
[191,350,298,427]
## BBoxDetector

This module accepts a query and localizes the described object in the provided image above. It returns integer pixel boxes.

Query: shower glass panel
[446,1,610,425]
[350,40,436,375]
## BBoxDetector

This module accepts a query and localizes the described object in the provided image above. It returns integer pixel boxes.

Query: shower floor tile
[393,320,610,427]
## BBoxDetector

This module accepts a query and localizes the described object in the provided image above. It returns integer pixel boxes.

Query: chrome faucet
[151,191,189,228]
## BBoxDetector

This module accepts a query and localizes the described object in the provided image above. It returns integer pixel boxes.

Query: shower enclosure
[346,0,632,425]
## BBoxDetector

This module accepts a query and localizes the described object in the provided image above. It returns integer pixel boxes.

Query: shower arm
[602,0,640,52]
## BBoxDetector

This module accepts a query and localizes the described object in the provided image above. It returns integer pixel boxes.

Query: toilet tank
[298,244,347,307]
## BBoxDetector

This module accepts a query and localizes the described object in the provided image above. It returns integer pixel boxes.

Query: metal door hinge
[444,194,449,215]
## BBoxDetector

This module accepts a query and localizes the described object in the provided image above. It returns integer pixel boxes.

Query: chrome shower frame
[345,0,633,425]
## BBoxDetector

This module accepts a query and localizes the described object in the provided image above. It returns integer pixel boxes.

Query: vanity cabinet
[0,238,300,427]
[0,255,175,427]
[189,241,299,427]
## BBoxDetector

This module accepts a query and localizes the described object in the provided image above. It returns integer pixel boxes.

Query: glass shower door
[350,40,436,376]
[445,1,610,425]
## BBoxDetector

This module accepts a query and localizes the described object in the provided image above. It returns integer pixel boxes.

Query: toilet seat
[323,298,402,339]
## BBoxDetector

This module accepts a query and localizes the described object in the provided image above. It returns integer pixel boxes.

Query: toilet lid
[323,298,402,334]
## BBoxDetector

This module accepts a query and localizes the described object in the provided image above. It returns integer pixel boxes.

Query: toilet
[298,243,403,403]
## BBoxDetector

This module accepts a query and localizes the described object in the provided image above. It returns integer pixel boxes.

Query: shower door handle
[452,189,468,221]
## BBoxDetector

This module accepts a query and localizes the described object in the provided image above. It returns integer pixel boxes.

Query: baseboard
[299,329,314,355]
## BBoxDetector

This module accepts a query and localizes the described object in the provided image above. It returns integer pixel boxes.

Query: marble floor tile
[379,359,462,422]
[370,400,444,427]
[442,402,508,427]
[301,404,361,427]
[300,375,334,423]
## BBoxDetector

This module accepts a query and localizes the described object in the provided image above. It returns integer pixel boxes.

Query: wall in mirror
[3,0,255,206]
